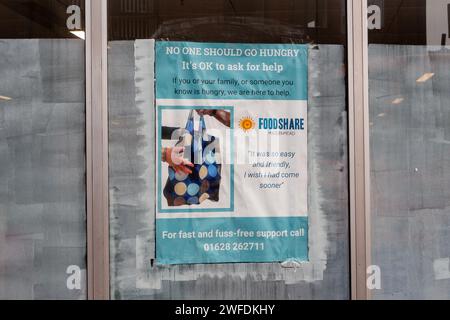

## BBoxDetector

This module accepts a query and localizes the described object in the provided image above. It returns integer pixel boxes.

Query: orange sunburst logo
[239,116,256,133]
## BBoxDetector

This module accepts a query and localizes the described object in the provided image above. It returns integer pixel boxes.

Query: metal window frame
[84,0,371,300]
[348,0,371,300]
[86,0,110,300]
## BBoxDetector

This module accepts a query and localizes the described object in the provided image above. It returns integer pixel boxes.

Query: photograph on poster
[159,106,233,212]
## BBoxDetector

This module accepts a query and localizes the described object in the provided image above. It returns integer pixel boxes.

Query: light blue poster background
[157,217,308,265]
[156,41,309,265]
[156,41,308,101]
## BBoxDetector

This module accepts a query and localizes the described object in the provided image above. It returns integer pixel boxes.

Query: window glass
[0,0,87,299]
[368,0,450,299]
[108,0,350,300]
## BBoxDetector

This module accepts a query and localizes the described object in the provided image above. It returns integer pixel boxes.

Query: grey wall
[369,45,450,299]
[108,41,350,300]
[0,39,87,300]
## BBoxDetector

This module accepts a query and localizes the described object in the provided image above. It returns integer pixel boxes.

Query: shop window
[0,0,87,299]
[107,0,350,300]
[368,0,450,299]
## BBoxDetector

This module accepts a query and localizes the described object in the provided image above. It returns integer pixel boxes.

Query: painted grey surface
[369,45,450,299]
[0,40,87,300]
[108,41,349,300]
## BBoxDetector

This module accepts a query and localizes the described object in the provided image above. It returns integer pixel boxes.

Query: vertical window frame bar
[348,0,371,300]
[86,0,110,300]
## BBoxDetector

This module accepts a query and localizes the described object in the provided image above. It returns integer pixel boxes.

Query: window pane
[108,0,349,300]
[368,0,450,299]
[0,0,87,299]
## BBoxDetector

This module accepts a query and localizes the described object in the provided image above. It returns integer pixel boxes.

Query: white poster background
[157,99,308,220]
